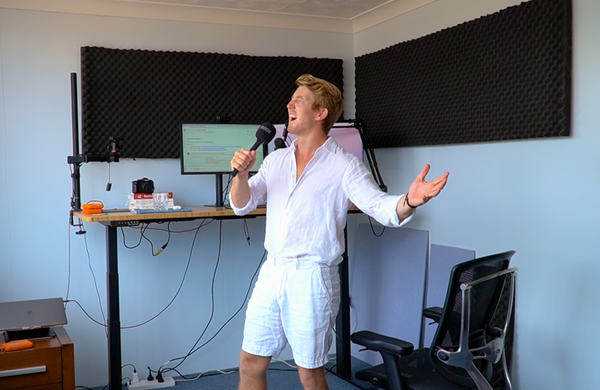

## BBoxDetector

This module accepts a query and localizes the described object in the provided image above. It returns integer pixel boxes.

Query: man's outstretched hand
[407,164,449,207]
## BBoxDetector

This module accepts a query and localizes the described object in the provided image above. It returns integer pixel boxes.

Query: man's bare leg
[298,366,329,390]
[238,350,272,390]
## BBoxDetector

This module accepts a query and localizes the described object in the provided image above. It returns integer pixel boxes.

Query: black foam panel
[81,47,343,158]
[355,0,572,148]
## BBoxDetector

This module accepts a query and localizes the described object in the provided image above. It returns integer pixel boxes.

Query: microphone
[231,122,276,177]
[274,123,288,150]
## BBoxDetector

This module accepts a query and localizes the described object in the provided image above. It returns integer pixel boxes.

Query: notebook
[0,297,67,339]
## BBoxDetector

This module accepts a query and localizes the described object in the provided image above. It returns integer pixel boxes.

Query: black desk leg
[335,226,352,379]
[106,225,122,390]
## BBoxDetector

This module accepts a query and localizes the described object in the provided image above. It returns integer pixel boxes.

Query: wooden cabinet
[0,326,74,390]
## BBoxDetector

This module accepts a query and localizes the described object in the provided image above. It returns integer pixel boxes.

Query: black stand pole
[215,173,224,207]
[70,72,82,211]
[335,226,352,379]
[106,226,122,390]
[204,173,225,207]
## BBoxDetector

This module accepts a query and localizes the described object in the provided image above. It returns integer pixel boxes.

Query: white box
[127,192,174,210]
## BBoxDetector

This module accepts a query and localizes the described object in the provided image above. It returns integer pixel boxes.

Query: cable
[121,222,173,256]
[155,220,226,375]
[120,223,150,250]
[153,222,171,256]
[64,299,106,327]
[120,219,210,330]
[271,358,298,370]
[157,241,267,377]
[106,161,112,191]
[70,219,214,330]
[168,367,238,382]
[367,216,386,237]
[82,228,108,335]
[243,219,251,245]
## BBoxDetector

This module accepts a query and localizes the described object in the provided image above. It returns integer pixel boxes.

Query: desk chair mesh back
[351,250,516,390]
[430,251,516,389]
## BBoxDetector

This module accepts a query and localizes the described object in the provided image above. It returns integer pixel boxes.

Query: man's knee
[239,350,271,377]
[298,366,329,390]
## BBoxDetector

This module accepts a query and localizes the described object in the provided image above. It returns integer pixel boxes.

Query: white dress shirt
[230,137,414,266]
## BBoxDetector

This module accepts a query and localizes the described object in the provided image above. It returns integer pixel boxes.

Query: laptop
[0,297,67,341]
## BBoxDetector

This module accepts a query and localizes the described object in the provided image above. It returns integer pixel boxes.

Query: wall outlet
[127,376,175,390]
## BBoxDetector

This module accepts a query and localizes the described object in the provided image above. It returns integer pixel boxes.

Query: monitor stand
[205,173,226,207]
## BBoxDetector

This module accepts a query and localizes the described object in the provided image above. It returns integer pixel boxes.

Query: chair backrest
[428,250,516,389]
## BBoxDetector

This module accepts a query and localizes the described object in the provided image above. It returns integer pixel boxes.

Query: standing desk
[73,206,357,389]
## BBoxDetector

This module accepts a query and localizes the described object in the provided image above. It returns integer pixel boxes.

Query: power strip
[127,377,175,390]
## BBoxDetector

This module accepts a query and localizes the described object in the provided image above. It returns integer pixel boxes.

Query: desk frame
[74,206,355,390]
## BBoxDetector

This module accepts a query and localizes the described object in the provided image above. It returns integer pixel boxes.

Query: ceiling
[0,0,437,33]
[113,0,393,19]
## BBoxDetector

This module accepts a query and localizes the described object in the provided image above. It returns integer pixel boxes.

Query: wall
[0,8,353,387]
[354,0,600,389]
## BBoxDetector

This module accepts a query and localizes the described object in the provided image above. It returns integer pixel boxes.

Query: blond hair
[295,74,344,134]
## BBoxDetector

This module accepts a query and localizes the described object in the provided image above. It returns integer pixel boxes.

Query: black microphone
[274,123,288,150]
[231,122,276,177]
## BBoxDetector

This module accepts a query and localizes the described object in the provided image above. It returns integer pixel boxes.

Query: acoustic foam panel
[81,47,343,158]
[355,0,572,148]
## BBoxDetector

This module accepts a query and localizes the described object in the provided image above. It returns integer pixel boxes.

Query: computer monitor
[180,122,266,206]
[180,122,265,174]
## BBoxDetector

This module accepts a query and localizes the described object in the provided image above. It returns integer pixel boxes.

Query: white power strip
[127,376,175,390]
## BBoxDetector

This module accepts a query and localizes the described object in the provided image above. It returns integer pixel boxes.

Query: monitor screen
[180,122,265,175]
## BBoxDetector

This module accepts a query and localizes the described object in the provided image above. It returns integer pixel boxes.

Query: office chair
[351,250,517,390]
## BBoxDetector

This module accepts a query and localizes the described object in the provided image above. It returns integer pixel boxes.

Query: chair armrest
[351,330,414,356]
[423,306,443,323]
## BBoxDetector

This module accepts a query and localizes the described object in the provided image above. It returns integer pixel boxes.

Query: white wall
[0,8,353,387]
[354,0,600,389]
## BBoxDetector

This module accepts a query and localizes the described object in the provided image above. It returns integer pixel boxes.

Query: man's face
[286,86,321,135]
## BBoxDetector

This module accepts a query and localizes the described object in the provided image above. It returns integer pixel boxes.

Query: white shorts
[242,255,341,369]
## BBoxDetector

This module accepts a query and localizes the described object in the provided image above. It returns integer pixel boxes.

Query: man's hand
[406,164,449,207]
[230,149,257,177]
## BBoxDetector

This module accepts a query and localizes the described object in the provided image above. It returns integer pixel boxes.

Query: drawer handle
[0,365,47,378]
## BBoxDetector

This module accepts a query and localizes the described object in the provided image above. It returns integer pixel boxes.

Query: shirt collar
[289,136,338,154]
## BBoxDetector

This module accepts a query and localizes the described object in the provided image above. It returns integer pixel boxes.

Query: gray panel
[421,244,476,347]
[350,224,429,365]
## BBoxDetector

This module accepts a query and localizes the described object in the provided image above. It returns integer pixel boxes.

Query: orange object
[82,200,104,214]
[1,339,33,352]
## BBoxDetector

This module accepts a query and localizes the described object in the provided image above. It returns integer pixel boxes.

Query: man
[230,74,449,390]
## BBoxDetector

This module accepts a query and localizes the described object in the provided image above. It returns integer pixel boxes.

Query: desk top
[73,205,361,226]
[72,206,266,224]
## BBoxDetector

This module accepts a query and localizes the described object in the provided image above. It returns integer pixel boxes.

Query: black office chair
[351,250,517,390]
